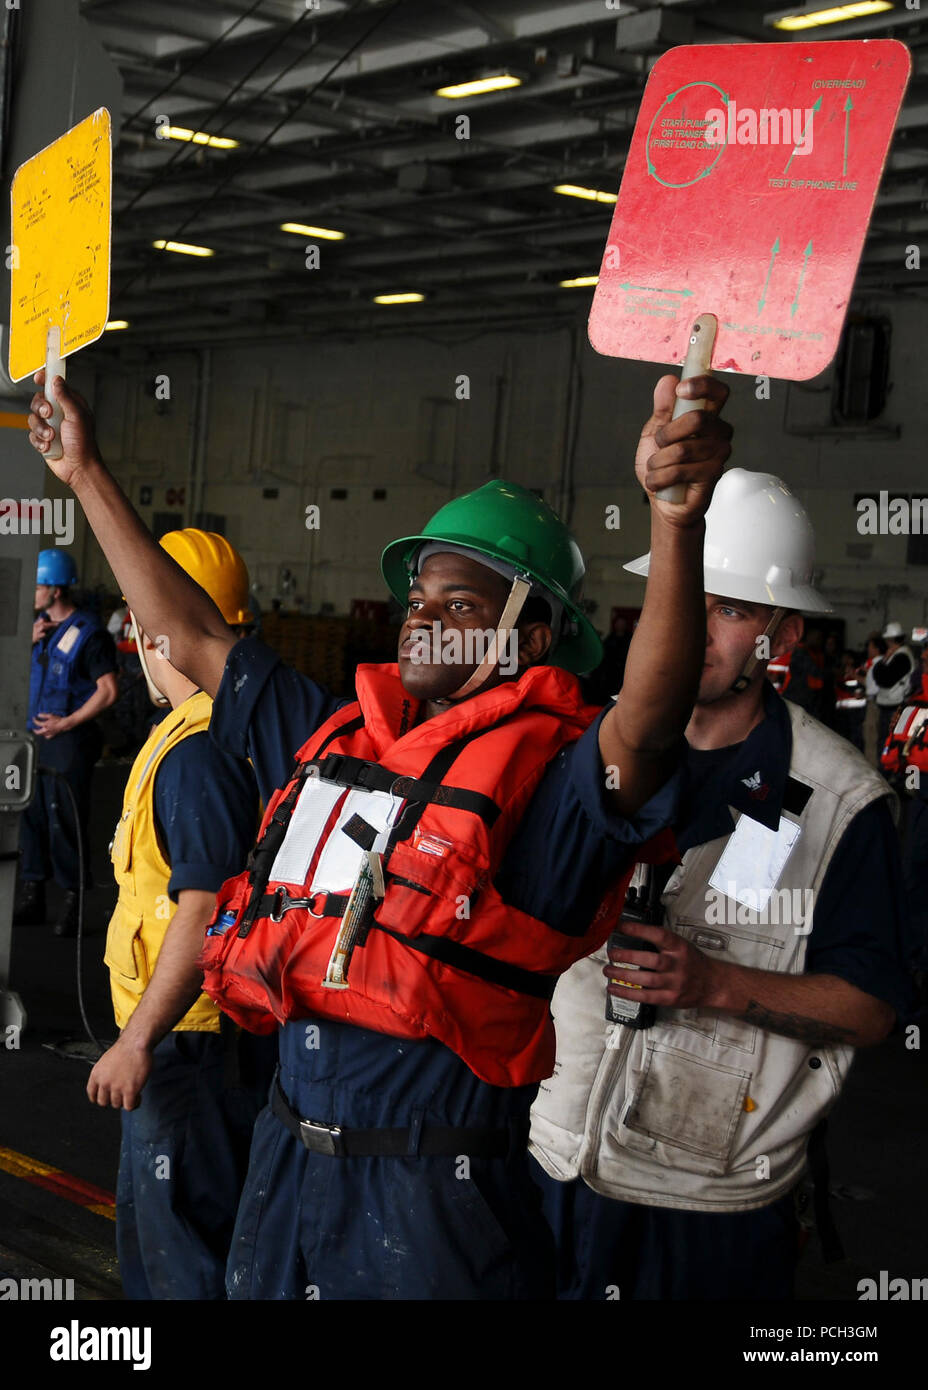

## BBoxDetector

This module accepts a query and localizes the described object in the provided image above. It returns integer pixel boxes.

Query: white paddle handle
[656,312,718,503]
[44,325,65,462]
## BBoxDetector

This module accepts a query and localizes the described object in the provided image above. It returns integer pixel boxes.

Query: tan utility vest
[105,690,220,1033]
[875,645,915,707]
[530,703,894,1212]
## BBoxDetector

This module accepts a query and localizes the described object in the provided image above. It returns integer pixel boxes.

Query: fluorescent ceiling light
[153,239,215,257]
[553,184,618,205]
[160,126,239,149]
[373,293,425,304]
[104,320,130,331]
[769,2,893,30]
[280,222,346,241]
[560,276,599,289]
[435,74,521,99]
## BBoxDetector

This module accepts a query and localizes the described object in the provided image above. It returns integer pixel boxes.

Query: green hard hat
[380,479,602,675]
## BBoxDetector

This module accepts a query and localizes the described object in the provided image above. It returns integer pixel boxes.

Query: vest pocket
[620,1041,750,1176]
[666,919,785,1055]
[104,911,150,990]
[110,810,133,879]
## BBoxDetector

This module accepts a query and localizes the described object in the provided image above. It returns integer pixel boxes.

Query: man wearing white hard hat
[530,468,917,1300]
[872,621,917,759]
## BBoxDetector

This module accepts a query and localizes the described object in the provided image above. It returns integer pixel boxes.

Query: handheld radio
[605,863,671,1030]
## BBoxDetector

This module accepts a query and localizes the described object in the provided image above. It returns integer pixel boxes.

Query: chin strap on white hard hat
[445,574,533,701]
[730,607,787,695]
[129,612,170,707]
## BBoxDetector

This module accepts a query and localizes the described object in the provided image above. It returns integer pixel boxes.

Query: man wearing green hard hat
[381,478,604,693]
[29,367,731,1299]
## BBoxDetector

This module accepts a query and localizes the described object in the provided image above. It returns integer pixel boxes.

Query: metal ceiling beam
[81,0,928,344]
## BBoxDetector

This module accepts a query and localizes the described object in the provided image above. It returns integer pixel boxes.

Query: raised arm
[599,373,731,815]
[28,372,234,698]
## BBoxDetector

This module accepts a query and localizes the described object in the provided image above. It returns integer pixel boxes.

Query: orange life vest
[880,695,928,777]
[199,662,648,1088]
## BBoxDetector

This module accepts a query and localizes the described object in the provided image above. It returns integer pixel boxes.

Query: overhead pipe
[187,348,211,530]
[557,324,582,526]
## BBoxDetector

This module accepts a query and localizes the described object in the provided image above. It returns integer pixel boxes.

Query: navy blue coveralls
[116,730,278,1300]
[21,611,116,891]
[532,682,918,1301]
[208,638,678,1301]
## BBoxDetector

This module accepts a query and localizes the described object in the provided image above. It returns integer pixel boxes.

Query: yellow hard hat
[158,529,254,626]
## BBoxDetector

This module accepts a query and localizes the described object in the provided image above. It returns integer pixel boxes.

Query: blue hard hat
[36,549,77,587]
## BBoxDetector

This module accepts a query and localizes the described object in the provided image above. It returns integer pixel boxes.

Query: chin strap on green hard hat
[445,574,533,700]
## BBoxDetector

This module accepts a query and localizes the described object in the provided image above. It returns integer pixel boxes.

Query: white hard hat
[624,468,832,614]
[882,621,904,639]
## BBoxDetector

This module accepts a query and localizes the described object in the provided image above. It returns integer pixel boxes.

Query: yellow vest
[105,690,221,1032]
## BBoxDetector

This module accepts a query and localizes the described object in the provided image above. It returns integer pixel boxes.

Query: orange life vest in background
[200,663,644,1088]
[880,695,928,777]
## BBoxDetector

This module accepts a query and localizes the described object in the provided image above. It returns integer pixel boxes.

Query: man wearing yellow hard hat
[86,529,276,1300]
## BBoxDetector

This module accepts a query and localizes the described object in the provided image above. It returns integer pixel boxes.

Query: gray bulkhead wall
[0,0,122,1029]
[84,295,927,648]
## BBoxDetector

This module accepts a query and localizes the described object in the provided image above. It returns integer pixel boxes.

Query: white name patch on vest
[269,780,402,889]
[310,789,401,891]
[55,623,81,654]
[269,779,345,884]
[708,813,801,912]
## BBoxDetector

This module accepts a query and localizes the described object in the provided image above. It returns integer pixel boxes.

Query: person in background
[833,650,866,751]
[859,634,887,766]
[820,630,841,730]
[583,611,633,705]
[15,548,118,936]
[106,602,129,640]
[86,529,276,1300]
[780,625,825,720]
[873,621,917,758]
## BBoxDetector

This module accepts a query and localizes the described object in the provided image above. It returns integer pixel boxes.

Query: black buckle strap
[371,922,557,1002]
[238,780,308,938]
[250,892,555,999]
[255,887,350,922]
[312,754,500,825]
[312,754,388,792]
[271,1075,517,1158]
[391,776,500,824]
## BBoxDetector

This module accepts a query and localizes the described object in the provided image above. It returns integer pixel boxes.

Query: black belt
[271,1074,518,1158]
